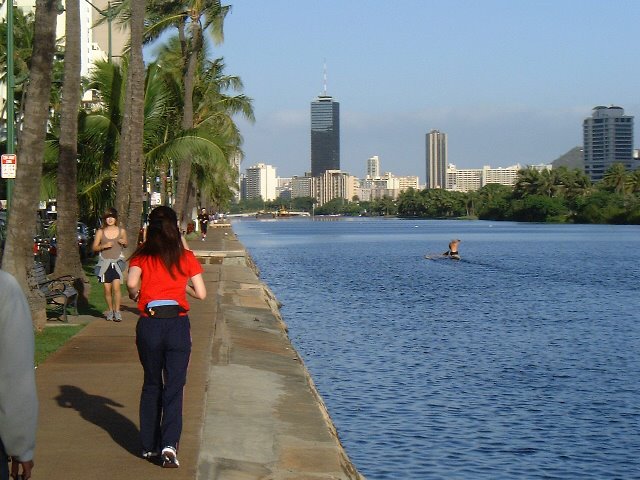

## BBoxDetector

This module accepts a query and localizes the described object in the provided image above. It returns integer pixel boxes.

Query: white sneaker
[161,446,179,468]
[105,311,114,321]
[113,311,122,322]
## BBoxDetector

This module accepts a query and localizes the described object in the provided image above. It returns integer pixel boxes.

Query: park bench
[29,262,78,322]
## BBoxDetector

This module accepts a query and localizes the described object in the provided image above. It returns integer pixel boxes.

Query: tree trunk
[2,0,59,330]
[173,19,202,228]
[115,0,146,255]
[55,0,89,301]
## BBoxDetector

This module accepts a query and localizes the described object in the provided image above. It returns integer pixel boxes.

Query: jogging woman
[126,206,206,468]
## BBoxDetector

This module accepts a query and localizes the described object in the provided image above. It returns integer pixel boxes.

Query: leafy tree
[475,184,512,220]
[602,163,629,195]
[146,0,231,226]
[511,195,567,222]
[291,196,315,212]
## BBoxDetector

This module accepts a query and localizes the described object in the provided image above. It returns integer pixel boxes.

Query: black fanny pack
[145,305,186,318]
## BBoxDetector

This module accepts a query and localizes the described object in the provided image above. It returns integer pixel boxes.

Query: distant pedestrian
[0,270,38,480]
[127,206,206,468]
[92,208,128,322]
[197,208,209,241]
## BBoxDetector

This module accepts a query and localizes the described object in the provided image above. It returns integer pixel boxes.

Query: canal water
[231,218,640,480]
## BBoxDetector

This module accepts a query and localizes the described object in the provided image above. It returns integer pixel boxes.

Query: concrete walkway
[34,224,364,479]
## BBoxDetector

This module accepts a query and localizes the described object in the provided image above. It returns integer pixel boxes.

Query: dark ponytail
[129,206,185,278]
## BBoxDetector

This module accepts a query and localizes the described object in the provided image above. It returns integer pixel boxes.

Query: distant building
[311,94,340,176]
[276,177,292,200]
[356,173,419,200]
[446,164,535,192]
[426,130,447,189]
[244,163,277,201]
[366,156,380,178]
[583,105,634,182]
[291,174,313,199]
[313,170,355,206]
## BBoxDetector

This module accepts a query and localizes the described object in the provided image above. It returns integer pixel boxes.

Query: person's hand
[10,457,34,480]
[118,238,127,246]
[129,290,140,301]
[103,241,113,249]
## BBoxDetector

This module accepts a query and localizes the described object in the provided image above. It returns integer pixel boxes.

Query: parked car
[77,222,93,261]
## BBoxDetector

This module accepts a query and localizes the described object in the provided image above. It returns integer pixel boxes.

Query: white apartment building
[244,163,277,201]
[355,173,419,201]
[482,165,521,187]
[397,175,420,191]
[276,177,292,200]
[1,0,128,112]
[366,155,380,178]
[313,170,356,206]
[446,164,541,192]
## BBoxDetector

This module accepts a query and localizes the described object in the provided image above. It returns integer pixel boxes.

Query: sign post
[1,154,16,211]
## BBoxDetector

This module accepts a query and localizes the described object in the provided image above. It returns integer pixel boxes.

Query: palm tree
[627,169,640,195]
[115,0,146,253]
[602,163,629,195]
[513,167,542,198]
[151,38,253,215]
[146,0,231,226]
[55,0,85,289]
[2,0,61,330]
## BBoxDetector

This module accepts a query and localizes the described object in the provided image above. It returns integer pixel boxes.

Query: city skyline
[214,1,640,178]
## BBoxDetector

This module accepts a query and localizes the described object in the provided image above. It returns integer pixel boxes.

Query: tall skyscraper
[426,130,447,189]
[367,156,380,178]
[311,94,340,176]
[583,105,634,182]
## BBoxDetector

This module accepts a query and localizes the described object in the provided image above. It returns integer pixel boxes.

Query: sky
[204,0,640,179]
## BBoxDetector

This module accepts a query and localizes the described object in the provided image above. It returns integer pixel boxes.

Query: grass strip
[35,324,85,366]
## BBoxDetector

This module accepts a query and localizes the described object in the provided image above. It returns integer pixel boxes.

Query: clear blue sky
[207,0,640,179]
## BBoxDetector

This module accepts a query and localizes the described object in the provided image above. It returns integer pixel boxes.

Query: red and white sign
[1,154,17,179]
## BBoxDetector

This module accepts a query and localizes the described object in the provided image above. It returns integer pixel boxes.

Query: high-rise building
[244,163,277,201]
[313,170,355,206]
[583,106,634,182]
[366,156,380,178]
[426,130,447,189]
[311,94,340,176]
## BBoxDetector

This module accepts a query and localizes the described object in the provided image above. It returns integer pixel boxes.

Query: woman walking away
[126,206,206,468]
[92,208,128,321]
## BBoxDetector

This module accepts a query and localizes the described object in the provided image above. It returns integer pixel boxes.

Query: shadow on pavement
[55,385,140,456]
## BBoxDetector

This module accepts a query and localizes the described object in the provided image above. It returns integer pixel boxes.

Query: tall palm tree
[115,0,146,252]
[146,0,230,226]
[2,0,61,330]
[55,0,85,288]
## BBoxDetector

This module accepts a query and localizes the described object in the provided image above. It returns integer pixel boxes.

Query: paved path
[33,224,363,479]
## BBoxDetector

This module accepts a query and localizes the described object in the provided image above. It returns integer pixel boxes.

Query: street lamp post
[84,0,113,62]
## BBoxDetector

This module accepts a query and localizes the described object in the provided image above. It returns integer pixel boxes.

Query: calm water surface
[231,218,640,480]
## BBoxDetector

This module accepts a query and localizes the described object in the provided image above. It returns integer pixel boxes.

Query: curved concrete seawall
[31,224,364,480]
[194,226,365,479]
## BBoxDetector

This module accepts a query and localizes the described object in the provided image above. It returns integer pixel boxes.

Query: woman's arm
[186,273,206,300]
[118,228,128,248]
[127,265,142,301]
